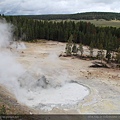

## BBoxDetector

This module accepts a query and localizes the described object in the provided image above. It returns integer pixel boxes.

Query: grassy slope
[80,19,120,28]
[50,19,120,28]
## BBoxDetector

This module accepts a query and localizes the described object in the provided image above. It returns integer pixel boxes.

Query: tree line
[1,15,120,52]
[65,34,120,64]
[21,12,120,20]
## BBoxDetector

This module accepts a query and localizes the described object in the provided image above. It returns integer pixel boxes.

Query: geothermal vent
[17,72,89,111]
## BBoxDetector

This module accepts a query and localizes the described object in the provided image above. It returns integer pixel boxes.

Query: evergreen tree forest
[21,12,120,20]
[1,15,120,52]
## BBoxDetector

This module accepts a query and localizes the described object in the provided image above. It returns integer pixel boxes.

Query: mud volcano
[17,73,89,111]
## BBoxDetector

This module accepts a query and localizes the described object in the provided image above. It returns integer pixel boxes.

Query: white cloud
[0,0,120,15]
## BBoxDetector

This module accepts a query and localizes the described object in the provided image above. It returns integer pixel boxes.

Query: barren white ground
[9,41,119,114]
[1,41,120,114]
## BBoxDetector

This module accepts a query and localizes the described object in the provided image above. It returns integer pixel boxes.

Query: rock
[59,54,62,57]
[36,76,48,88]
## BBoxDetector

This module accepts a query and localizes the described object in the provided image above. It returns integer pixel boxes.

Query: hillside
[21,12,120,20]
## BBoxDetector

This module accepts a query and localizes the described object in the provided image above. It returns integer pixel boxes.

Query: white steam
[0,19,24,95]
[0,19,13,48]
[0,19,89,112]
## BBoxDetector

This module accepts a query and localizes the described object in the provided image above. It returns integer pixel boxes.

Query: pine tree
[106,42,112,63]
[72,43,78,55]
[116,47,120,63]
[65,34,73,56]
[68,34,73,46]
[65,43,72,56]
[106,51,111,63]
[89,41,94,57]
[97,43,105,63]
[78,43,84,57]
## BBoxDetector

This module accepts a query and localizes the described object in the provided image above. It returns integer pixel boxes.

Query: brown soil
[0,40,120,114]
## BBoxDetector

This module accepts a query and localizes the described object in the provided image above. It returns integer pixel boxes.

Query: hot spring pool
[17,75,89,111]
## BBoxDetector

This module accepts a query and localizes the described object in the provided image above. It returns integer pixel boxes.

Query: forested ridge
[0,14,120,52]
[21,12,120,20]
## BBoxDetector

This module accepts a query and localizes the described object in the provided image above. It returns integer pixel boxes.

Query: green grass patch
[50,19,120,28]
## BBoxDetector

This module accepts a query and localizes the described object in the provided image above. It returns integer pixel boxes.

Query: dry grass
[50,19,120,28]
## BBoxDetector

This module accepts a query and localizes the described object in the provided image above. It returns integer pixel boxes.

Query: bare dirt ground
[0,84,36,114]
[1,40,120,114]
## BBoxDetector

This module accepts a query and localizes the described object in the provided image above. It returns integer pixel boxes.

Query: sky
[0,0,120,15]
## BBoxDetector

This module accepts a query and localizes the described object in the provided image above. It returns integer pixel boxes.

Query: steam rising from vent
[0,19,25,93]
[0,19,13,48]
[0,19,89,112]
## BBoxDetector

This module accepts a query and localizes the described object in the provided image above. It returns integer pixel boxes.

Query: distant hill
[21,12,120,20]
